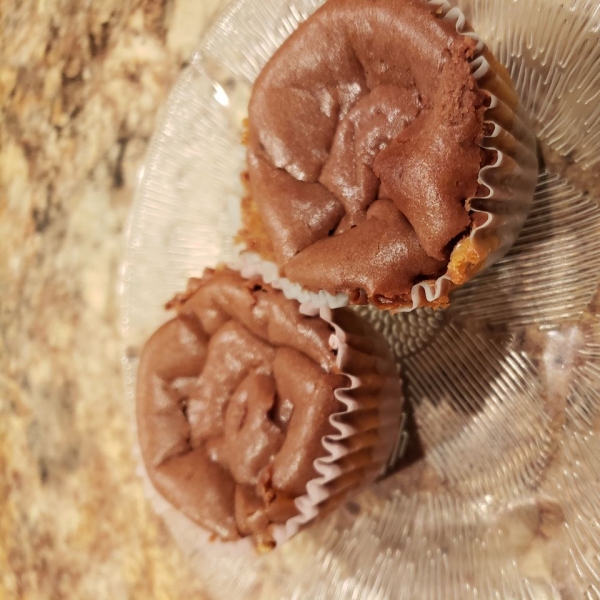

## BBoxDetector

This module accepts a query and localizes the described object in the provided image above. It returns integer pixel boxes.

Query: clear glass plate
[120,0,600,597]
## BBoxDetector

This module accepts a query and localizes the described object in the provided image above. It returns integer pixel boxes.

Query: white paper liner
[237,0,539,312]
[137,267,405,554]
[235,251,349,309]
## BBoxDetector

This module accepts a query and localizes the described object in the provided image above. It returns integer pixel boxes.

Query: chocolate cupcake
[136,267,404,549]
[238,0,538,311]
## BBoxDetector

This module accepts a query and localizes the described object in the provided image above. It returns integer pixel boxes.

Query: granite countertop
[3,1,600,599]
[1,1,228,597]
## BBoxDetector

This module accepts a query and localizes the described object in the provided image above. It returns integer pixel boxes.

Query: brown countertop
[1,1,228,597]
[3,1,600,599]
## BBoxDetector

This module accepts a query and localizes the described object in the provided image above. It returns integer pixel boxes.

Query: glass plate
[120,0,600,597]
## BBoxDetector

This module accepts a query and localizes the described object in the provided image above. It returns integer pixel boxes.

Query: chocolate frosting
[136,268,345,543]
[247,0,488,305]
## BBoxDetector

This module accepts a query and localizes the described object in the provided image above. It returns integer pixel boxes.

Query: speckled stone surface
[0,1,228,597]
[4,0,600,598]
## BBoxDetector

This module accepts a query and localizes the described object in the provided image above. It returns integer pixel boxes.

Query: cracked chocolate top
[136,268,345,544]
[247,0,487,306]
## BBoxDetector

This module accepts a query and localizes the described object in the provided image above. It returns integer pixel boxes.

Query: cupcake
[238,0,538,311]
[136,267,404,550]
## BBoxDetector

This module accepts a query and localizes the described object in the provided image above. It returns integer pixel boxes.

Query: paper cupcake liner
[136,267,405,554]
[237,0,538,312]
